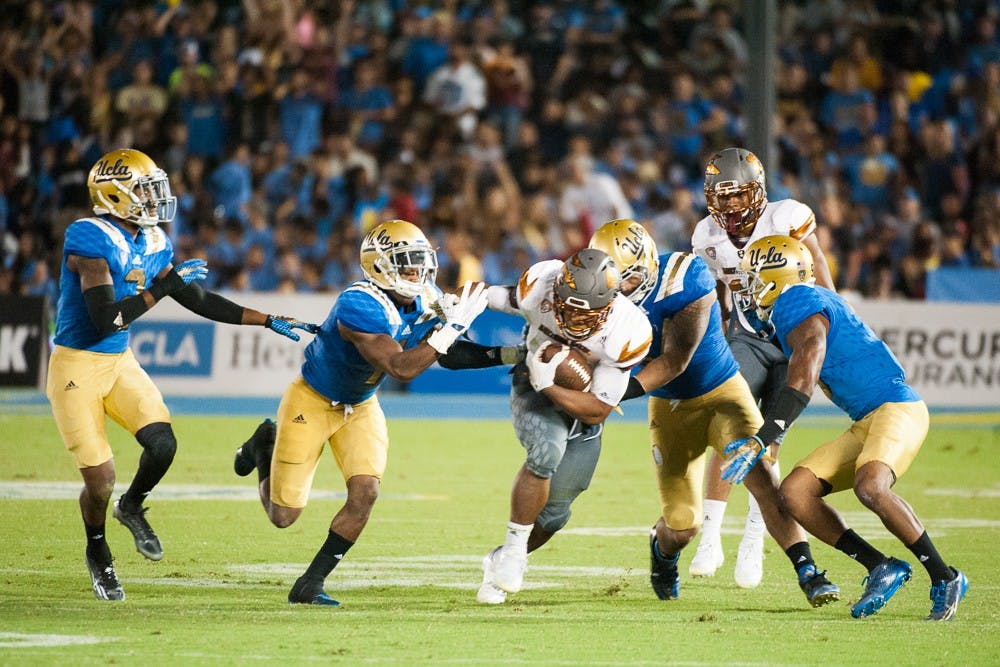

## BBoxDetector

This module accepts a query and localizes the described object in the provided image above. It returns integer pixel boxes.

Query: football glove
[427,281,489,354]
[265,315,320,342]
[174,258,209,285]
[721,435,766,485]
[526,344,570,392]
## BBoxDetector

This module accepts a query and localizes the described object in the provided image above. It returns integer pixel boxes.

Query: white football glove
[527,344,570,392]
[426,281,489,354]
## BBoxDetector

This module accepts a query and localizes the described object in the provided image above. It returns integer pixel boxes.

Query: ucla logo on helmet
[93,158,133,183]
[749,245,786,269]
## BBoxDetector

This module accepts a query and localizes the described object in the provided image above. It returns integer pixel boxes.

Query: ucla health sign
[129,321,214,376]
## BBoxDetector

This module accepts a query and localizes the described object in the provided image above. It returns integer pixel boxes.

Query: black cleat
[86,553,125,601]
[649,530,680,600]
[798,564,841,608]
[113,498,163,561]
[288,576,340,606]
[234,418,276,477]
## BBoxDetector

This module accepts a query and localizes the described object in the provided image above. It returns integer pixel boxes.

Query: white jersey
[691,198,816,333]
[486,260,652,406]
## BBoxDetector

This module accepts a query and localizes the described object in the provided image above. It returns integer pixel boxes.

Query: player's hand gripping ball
[537,342,593,391]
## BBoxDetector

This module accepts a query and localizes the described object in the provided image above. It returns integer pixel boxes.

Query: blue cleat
[288,576,340,607]
[851,557,912,618]
[927,568,968,621]
[797,564,840,608]
[649,530,680,600]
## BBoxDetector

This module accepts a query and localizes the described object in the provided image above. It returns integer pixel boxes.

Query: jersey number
[125,268,148,292]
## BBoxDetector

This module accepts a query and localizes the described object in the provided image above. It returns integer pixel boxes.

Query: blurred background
[2,0,999,302]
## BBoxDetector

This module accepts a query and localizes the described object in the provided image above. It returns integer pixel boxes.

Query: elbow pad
[83,285,149,334]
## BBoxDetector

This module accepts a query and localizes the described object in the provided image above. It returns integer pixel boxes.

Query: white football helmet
[88,148,176,227]
[359,220,438,298]
[589,219,659,305]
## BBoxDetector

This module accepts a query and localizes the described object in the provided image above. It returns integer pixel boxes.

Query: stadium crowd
[1,0,999,308]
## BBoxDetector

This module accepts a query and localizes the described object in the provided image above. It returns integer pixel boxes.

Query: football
[538,342,593,391]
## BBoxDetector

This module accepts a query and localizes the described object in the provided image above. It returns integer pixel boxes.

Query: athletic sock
[743,493,766,542]
[785,541,815,574]
[85,522,112,564]
[652,536,680,562]
[834,529,886,572]
[700,499,727,543]
[302,530,354,582]
[503,521,533,557]
[906,531,952,582]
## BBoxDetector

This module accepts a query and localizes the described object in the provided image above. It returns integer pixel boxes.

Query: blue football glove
[265,315,320,342]
[721,435,767,485]
[174,258,209,285]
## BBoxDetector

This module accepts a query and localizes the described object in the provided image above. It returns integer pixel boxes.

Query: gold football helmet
[88,149,176,227]
[553,248,620,341]
[588,219,659,305]
[704,147,767,240]
[360,220,438,299]
[739,235,814,320]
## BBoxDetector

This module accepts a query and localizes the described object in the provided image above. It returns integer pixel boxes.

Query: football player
[722,235,968,621]
[474,248,653,604]
[232,220,488,606]
[592,219,839,605]
[48,149,315,601]
[689,148,835,588]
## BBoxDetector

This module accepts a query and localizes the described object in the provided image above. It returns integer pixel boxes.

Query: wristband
[426,324,462,355]
[147,270,185,301]
[756,386,811,445]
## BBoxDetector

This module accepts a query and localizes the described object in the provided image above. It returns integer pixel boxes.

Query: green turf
[0,410,997,666]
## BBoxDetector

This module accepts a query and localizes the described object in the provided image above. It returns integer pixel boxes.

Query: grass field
[1,406,997,666]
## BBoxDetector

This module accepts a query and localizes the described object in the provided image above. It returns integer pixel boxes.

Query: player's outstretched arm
[802,234,835,290]
[438,340,525,369]
[73,256,207,334]
[169,281,318,341]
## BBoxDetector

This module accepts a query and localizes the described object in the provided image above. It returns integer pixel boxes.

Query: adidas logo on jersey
[64,380,78,391]
[292,414,307,424]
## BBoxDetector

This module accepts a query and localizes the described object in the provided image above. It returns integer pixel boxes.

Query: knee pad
[536,501,572,534]
[135,422,177,466]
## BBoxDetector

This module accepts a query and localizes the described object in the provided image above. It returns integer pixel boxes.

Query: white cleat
[689,537,724,577]
[734,538,764,589]
[477,546,507,604]
[491,546,528,594]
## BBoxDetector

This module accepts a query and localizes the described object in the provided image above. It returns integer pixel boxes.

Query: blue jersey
[771,284,919,421]
[640,252,739,400]
[54,217,173,353]
[301,280,442,404]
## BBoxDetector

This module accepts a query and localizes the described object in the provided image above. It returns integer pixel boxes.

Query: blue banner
[129,321,215,376]
[927,268,1000,303]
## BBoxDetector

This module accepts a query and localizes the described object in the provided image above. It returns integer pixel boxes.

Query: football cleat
[234,418,275,477]
[688,536,724,577]
[477,546,507,605]
[86,553,125,601]
[798,564,840,607]
[927,568,968,621]
[850,557,912,618]
[113,498,163,561]
[288,576,340,606]
[734,538,764,589]
[649,530,680,600]
[491,546,528,594]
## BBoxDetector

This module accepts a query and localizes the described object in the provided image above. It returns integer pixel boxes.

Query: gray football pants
[510,370,602,534]
[727,327,790,444]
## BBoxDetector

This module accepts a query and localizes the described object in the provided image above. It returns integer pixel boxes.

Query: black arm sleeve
[169,282,246,324]
[83,285,150,334]
[620,376,647,402]
[756,386,811,445]
[437,340,507,369]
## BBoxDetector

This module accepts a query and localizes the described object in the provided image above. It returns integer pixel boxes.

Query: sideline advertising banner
[0,296,48,388]
[123,293,999,408]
